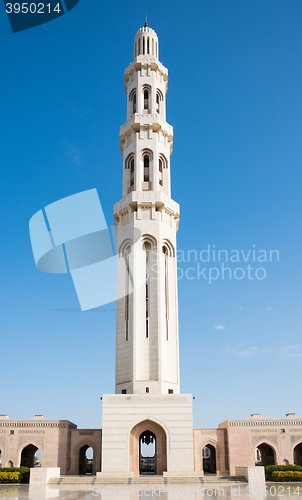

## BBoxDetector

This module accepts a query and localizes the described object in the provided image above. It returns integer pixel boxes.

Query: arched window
[147,37,150,54]
[162,245,169,340]
[144,90,149,111]
[156,93,160,114]
[143,37,145,55]
[138,38,140,55]
[142,149,152,190]
[159,154,167,187]
[162,240,175,341]
[156,90,163,114]
[159,158,163,186]
[125,154,135,188]
[129,89,136,115]
[144,154,149,182]
[143,241,151,338]
[142,236,156,339]
[123,245,131,341]
[152,38,154,56]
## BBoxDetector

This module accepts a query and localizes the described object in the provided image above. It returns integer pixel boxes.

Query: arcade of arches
[1,414,302,476]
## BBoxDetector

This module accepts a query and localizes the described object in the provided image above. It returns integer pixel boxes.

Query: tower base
[101,394,194,476]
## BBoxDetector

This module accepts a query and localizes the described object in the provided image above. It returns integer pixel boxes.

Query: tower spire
[114,26,180,396]
[144,13,148,27]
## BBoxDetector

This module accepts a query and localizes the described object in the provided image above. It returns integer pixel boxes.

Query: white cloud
[237,346,259,358]
[63,141,82,166]
[214,325,225,330]
[237,350,254,358]
[266,307,273,311]
[280,345,302,358]
[232,345,301,359]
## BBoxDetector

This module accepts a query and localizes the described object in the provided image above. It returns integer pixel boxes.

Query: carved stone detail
[19,430,45,434]
[251,435,278,448]
[251,429,277,433]
[290,435,302,446]
[0,437,5,450]
[18,436,45,450]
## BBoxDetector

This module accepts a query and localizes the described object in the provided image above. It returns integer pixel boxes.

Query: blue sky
[1,0,302,430]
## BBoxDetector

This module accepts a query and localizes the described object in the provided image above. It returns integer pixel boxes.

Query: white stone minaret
[114,22,180,396]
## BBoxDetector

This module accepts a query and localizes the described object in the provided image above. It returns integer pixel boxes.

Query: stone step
[48,475,248,485]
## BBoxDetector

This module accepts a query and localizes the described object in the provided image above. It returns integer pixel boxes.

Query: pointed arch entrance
[20,444,40,468]
[78,445,94,474]
[129,419,167,476]
[294,442,302,466]
[139,430,156,475]
[255,443,276,466]
[202,444,217,473]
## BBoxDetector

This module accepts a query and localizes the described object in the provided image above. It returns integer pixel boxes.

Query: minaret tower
[114,22,180,395]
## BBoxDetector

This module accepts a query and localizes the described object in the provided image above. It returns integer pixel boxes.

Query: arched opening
[6,460,13,468]
[0,449,2,468]
[255,443,276,466]
[125,153,135,193]
[202,444,216,474]
[129,419,167,476]
[20,444,40,468]
[143,241,152,338]
[158,154,167,187]
[156,90,163,114]
[142,151,152,190]
[79,445,94,475]
[140,431,156,475]
[294,443,302,466]
[129,89,136,115]
[144,89,149,112]
[144,154,149,182]
[123,244,132,341]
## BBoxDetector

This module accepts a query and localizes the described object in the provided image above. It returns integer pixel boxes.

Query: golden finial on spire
[144,14,148,27]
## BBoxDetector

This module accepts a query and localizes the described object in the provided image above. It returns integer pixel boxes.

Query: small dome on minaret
[134,23,159,60]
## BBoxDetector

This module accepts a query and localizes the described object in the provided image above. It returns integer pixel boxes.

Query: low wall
[236,466,265,485]
[30,467,61,485]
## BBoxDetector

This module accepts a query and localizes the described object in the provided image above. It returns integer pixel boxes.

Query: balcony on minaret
[120,114,173,156]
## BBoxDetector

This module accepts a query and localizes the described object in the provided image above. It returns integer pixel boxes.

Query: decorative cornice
[230,420,302,427]
[119,113,173,155]
[0,421,76,429]
[114,191,179,220]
